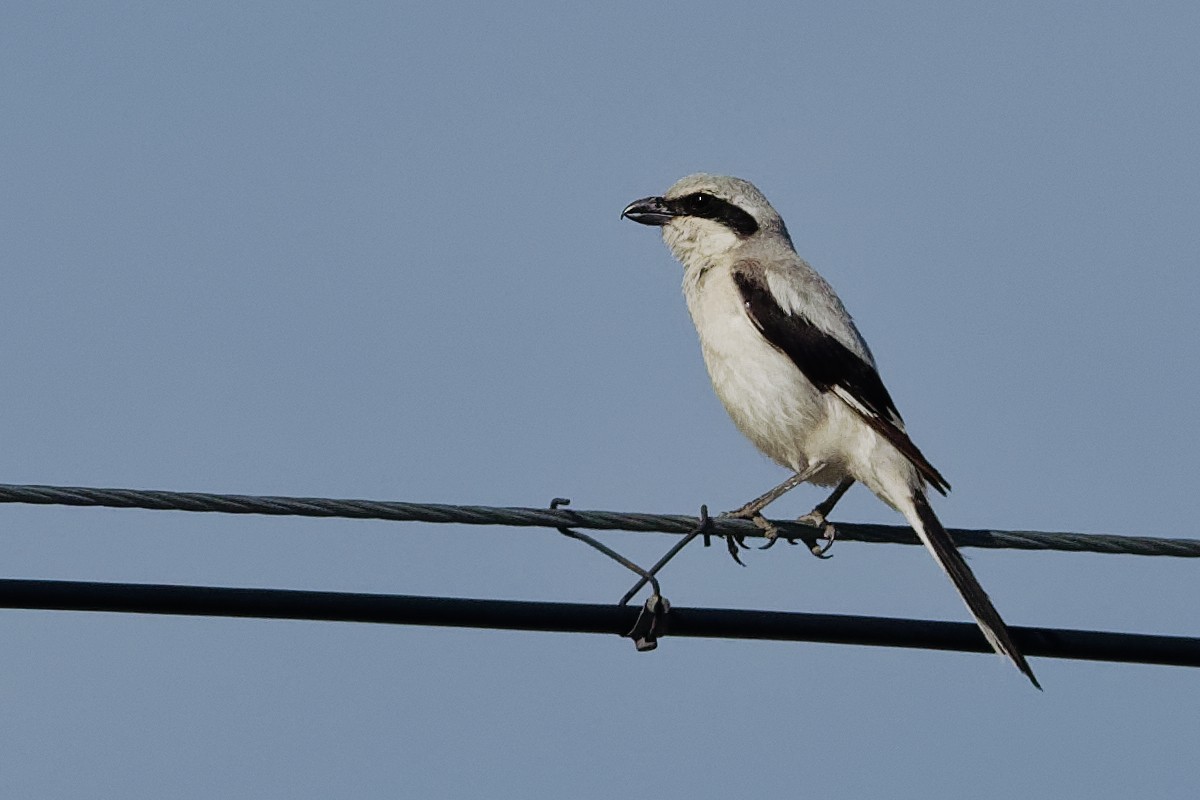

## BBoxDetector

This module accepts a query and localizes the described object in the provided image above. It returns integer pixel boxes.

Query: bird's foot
[796,509,837,558]
[757,518,802,550]
[716,505,779,565]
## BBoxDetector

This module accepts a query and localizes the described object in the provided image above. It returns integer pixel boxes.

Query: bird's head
[622,174,792,268]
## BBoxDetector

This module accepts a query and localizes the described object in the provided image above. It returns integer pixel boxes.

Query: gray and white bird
[622,173,1039,687]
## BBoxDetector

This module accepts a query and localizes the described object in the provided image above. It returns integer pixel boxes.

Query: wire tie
[626,594,670,652]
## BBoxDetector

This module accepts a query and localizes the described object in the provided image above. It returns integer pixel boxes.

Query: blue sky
[2,2,1198,797]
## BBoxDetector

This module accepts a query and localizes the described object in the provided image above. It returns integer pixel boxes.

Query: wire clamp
[626,593,670,652]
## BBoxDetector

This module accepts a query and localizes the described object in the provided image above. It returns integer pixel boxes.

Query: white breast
[682,263,846,483]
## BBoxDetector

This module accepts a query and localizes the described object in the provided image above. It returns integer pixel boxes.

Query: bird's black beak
[621,196,678,226]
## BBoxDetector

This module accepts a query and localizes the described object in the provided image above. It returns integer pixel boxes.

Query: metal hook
[550,497,662,601]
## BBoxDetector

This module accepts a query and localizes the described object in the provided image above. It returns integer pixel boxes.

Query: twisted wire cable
[0,482,1196,557]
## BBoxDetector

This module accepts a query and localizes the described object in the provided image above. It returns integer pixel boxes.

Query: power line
[0,482,1196,557]
[2,578,1197,669]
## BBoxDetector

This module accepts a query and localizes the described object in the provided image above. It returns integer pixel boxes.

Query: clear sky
[2,2,1198,797]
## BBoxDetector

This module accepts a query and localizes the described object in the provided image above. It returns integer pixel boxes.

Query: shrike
[622,174,1038,687]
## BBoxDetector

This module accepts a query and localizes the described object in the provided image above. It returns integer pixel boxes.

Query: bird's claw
[759,523,807,549]
[717,507,772,565]
[758,526,795,549]
[725,535,747,565]
[797,510,837,558]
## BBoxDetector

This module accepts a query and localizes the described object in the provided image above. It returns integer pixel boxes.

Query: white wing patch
[832,385,907,431]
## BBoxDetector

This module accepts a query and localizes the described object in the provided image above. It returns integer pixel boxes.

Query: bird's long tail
[900,490,1041,689]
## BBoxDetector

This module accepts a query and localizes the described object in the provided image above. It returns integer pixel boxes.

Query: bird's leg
[795,478,854,557]
[721,462,825,554]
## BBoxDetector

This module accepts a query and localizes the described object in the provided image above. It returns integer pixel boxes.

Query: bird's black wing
[733,268,950,495]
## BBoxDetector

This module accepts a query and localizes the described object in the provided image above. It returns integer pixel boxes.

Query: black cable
[2,578,1197,669]
[0,482,1196,557]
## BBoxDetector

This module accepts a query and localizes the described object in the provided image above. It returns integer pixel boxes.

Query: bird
[622,173,1039,688]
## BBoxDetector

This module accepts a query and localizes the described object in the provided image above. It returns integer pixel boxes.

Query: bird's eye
[683,193,717,214]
